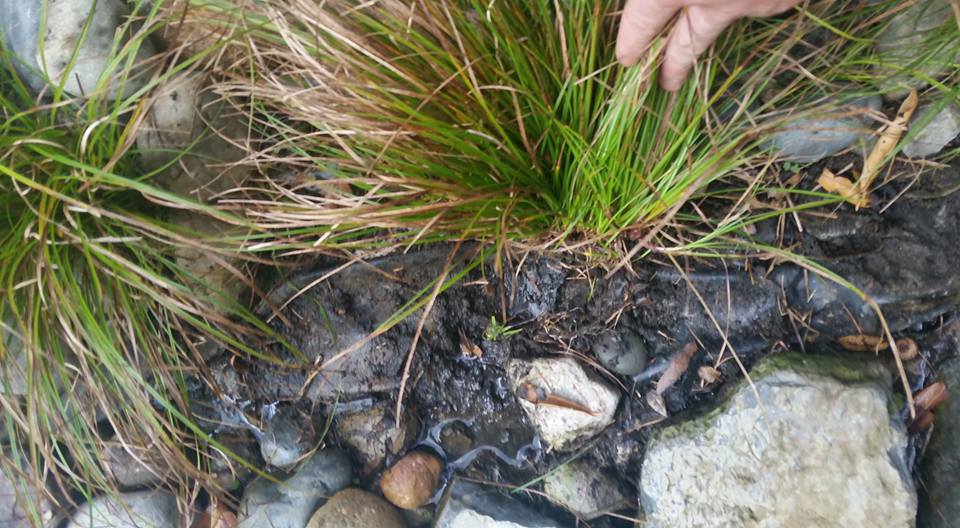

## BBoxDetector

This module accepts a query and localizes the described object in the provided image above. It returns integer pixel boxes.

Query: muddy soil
[201,158,960,526]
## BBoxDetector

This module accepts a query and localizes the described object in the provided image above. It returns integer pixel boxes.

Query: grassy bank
[0,0,958,517]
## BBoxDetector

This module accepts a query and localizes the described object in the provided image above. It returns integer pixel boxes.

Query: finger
[659,6,736,91]
[615,0,679,67]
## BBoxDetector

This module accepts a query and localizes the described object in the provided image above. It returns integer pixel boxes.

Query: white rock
[335,404,411,470]
[543,460,627,520]
[8,0,158,98]
[65,490,180,528]
[639,354,916,528]
[506,357,620,451]
[904,100,960,158]
[136,73,250,201]
[238,449,352,528]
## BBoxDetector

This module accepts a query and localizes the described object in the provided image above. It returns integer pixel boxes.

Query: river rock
[168,210,247,301]
[435,479,561,528]
[506,357,620,451]
[875,0,960,97]
[639,353,916,528]
[542,459,627,520]
[762,95,882,162]
[904,99,960,158]
[335,404,412,471]
[919,353,960,527]
[238,449,352,528]
[258,404,316,469]
[64,490,180,528]
[136,73,251,202]
[0,462,54,527]
[103,441,169,489]
[306,488,406,528]
[0,0,156,98]
[591,329,648,376]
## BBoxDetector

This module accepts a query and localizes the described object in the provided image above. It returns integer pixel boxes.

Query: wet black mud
[201,159,960,526]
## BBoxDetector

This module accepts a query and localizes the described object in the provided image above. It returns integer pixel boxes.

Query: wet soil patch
[203,159,960,526]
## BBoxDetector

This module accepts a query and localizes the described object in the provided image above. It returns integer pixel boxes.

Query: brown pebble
[379,450,442,510]
[895,338,918,361]
[914,381,949,413]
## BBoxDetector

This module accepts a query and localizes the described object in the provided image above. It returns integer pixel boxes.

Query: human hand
[616,0,802,91]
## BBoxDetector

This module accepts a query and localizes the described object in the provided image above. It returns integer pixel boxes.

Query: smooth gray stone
[435,480,561,528]
[238,449,352,528]
[64,490,179,528]
[762,95,883,163]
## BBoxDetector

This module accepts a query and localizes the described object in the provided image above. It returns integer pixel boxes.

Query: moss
[655,351,896,438]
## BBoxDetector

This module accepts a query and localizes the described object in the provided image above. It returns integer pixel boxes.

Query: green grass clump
[0,0,957,520]
[182,0,957,259]
[0,4,272,515]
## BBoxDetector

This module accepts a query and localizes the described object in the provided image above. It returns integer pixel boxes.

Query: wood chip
[655,342,698,395]
[645,390,668,417]
[838,334,886,352]
[698,365,721,385]
[839,335,919,361]
[458,329,483,359]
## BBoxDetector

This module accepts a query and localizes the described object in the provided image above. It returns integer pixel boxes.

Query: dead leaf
[857,89,919,200]
[516,382,597,415]
[645,390,668,417]
[655,342,698,395]
[458,329,483,359]
[914,381,948,413]
[819,168,870,208]
[838,334,886,352]
[698,365,721,385]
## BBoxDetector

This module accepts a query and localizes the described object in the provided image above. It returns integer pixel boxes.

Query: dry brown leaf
[914,381,948,413]
[645,390,668,417]
[655,342,698,395]
[909,409,935,434]
[458,329,483,359]
[855,89,919,201]
[838,334,886,352]
[698,365,721,385]
[819,168,870,208]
